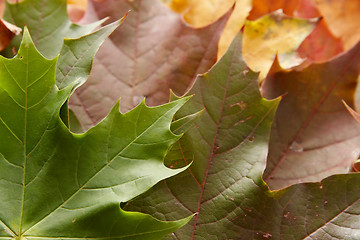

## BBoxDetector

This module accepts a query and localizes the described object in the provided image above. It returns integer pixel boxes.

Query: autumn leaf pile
[0,0,359,239]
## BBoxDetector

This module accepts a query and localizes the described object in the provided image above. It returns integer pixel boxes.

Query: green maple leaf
[55,18,126,132]
[3,0,102,59]
[0,28,192,240]
[3,0,130,133]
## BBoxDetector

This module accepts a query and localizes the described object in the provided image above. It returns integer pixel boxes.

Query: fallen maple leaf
[126,34,360,240]
[127,33,279,239]
[1,0,129,134]
[297,19,344,63]
[247,0,300,20]
[162,0,253,59]
[245,0,345,64]
[0,19,21,51]
[294,0,344,63]
[262,40,360,190]
[70,0,231,130]
[294,0,321,18]
[0,27,192,240]
[315,0,360,51]
[242,10,317,79]
[3,0,101,58]
[165,0,235,28]
[217,0,252,58]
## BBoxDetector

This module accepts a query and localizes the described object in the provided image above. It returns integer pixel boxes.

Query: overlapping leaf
[3,0,101,58]
[217,0,252,58]
[247,0,300,20]
[1,0,127,132]
[245,0,345,64]
[294,0,344,63]
[298,19,344,63]
[262,41,360,190]
[55,17,124,91]
[125,34,279,238]
[0,19,21,51]
[164,0,235,28]
[56,18,126,132]
[243,10,316,79]
[69,0,231,131]
[315,0,360,50]
[162,0,252,58]
[0,28,191,240]
[126,33,360,240]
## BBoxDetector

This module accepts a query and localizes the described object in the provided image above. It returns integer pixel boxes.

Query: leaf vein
[23,106,177,234]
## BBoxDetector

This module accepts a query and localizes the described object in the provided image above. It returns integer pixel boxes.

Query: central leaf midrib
[19,47,30,235]
[22,105,176,235]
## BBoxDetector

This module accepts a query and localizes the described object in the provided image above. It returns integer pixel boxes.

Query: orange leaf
[167,0,235,27]
[315,0,360,50]
[298,19,344,63]
[217,0,252,58]
[248,0,300,20]
[294,0,321,18]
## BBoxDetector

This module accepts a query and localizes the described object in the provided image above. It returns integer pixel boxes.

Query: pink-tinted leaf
[69,0,231,130]
[262,41,360,190]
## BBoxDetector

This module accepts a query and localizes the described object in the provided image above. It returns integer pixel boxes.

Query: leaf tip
[21,26,34,45]
[109,99,122,115]
[352,159,360,172]
[343,100,360,123]
[122,10,131,23]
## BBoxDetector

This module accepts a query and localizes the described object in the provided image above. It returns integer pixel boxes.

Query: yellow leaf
[315,0,360,50]
[243,10,317,79]
[161,0,252,58]
[217,0,252,58]
[167,0,235,28]
[68,0,87,7]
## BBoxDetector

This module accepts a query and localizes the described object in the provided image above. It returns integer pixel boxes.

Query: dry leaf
[217,0,252,58]
[247,0,300,20]
[262,41,360,189]
[243,10,317,79]
[0,19,21,51]
[167,0,235,28]
[70,0,231,130]
[315,0,360,50]
[298,19,343,63]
